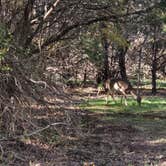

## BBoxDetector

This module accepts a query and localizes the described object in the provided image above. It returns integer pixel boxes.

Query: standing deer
[98,79,141,105]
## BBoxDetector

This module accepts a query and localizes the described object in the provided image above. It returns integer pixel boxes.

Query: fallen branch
[22,122,66,138]
[0,122,67,141]
[29,78,47,89]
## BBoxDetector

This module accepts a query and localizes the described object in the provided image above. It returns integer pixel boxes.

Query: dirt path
[50,109,165,166]
[1,87,166,166]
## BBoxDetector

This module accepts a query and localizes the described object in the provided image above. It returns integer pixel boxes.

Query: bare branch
[43,0,61,20]
[0,122,67,141]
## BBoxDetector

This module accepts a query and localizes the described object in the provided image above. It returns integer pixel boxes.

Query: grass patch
[81,96,166,114]
[80,96,166,137]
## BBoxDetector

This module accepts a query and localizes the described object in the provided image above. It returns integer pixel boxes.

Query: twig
[44,0,61,20]
[0,122,67,141]
[29,78,47,89]
[22,122,66,138]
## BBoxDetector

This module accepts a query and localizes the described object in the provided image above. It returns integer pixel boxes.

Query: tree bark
[102,36,109,80]
[117,45,128,81]
[100,22,109,81]
[151,26,159,95]
[14,0,34,47]
[151,41,157,95]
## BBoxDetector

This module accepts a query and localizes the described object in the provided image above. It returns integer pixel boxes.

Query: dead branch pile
[0,54,74,141]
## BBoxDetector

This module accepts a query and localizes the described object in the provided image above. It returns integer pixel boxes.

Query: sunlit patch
[83,161,95,166]
[80,96,166,114]
[29,161,42,166]
[143,100,152,104]
[146,138,166,145]
[65,136,79,141]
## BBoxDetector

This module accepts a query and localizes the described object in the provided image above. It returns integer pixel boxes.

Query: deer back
[113,80,132,93]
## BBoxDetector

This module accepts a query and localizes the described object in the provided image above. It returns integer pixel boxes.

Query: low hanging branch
[26,0,61,46]
[31,2,160,54]
[43,0,61,20]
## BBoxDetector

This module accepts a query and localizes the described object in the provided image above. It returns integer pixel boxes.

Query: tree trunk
[151,42,157,95]
[14,0,34,47]
[117,46,128,81]
[151,61,157,95]
[100,22,109,81]
[137,47,143,106]
[102,36,109,80]
[82,69,87,86]
[151,27,158,95]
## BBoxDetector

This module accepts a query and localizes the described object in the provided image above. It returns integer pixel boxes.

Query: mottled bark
[151,41,158,95]
[100,22,109,81]
[117,46,128,81]
[102,36,109,81]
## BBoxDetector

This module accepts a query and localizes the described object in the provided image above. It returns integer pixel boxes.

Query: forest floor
[1,87,166,166]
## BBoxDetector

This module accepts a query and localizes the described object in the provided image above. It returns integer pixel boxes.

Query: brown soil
[0,87,166,166]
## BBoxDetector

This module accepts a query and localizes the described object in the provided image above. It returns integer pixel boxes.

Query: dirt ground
[1,87,166,166]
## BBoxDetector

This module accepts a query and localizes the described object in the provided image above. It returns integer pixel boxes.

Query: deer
[97,79,141,105]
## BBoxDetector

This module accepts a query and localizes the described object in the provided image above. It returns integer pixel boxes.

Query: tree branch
[43,0,61,20]
[0,122,67,141]
[31,2,159,53]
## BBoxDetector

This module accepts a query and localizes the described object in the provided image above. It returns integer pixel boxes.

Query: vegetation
[0,0,165,165]
[81,97,166,113]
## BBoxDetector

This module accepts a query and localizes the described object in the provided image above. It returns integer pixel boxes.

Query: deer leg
[124,95,128,106]
[110,92,116,103]
[105,91,109,104]
[121,95,123,104]
[106,91,116,104]
[108,89,116,104]
[130,90,137,99]
[97,86,102,96]
[97,89,100,96]
[120,90,128,106]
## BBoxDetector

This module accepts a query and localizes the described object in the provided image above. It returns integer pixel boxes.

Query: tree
[144,3,166,94]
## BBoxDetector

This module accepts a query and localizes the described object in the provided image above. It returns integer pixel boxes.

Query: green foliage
[145,3,166,32]
[80,97,166,113]
[81,23,129,69]
[0,24,13,71]
[0,24,12,58]
[81,31,104,68]
[158,0,166,11]
[104,23,129,47]
[80,95,166,139]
